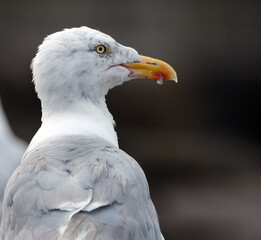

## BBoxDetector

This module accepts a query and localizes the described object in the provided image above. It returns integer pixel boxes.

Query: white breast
[28,101,118,151]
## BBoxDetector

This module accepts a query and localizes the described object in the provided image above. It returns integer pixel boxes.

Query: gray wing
[0,136,163,240]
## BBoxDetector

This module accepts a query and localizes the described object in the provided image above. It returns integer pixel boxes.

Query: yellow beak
[123,55,177,82]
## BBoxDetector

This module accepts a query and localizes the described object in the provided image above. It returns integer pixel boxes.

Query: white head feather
[29,27,142,149]
[31,26,140,118]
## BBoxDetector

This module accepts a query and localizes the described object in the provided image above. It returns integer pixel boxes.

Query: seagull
[0,99,27,219]
[0,26,177,240]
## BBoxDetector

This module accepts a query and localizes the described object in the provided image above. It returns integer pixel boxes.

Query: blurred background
[0,0,260,239]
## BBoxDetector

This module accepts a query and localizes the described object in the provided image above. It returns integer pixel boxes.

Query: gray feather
[0,136,162,240]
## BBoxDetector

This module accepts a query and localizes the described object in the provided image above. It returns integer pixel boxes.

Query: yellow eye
[95,44,109,54]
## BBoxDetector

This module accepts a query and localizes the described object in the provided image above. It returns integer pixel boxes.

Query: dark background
[0,0,261,239]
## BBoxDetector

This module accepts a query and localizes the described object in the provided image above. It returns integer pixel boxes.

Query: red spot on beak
[152,71,169,81]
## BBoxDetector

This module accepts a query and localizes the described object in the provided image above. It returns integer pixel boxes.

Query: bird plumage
[0,100,27,219]
[1,136,162,240]
[0,26,175,239]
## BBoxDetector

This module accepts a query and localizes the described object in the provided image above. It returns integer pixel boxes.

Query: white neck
[28,99,118,151]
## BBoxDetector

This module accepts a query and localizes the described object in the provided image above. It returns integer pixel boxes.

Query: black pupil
[99,47,104,52]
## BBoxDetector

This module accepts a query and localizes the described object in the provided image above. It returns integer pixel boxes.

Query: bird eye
[95,45,109,54]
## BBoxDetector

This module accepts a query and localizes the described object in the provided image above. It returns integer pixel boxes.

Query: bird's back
[0,135,162,240]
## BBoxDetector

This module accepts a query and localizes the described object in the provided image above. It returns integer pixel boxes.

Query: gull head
[31,27,177,114]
